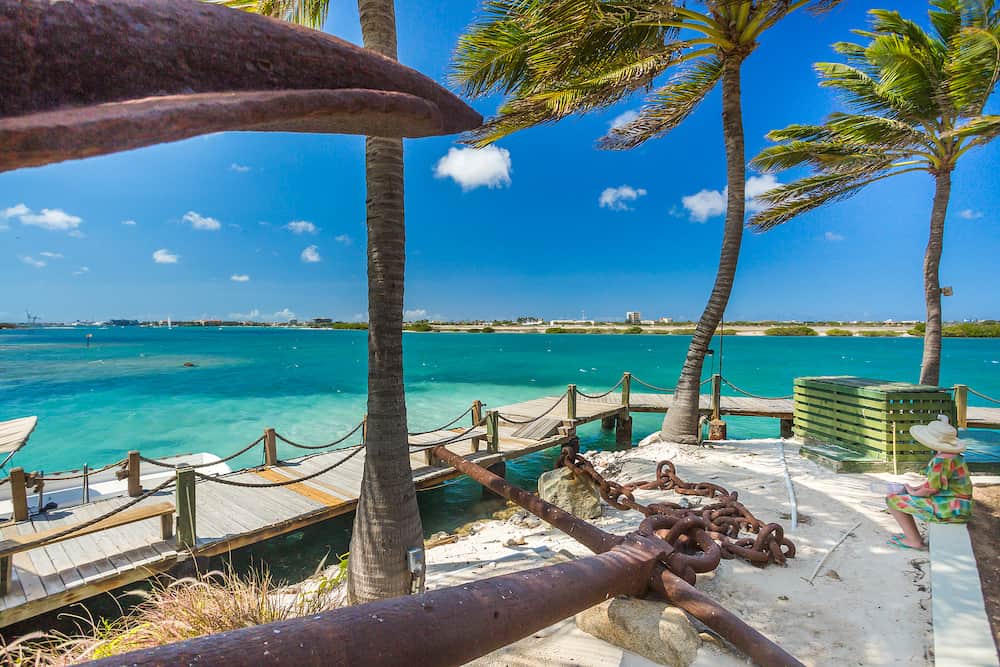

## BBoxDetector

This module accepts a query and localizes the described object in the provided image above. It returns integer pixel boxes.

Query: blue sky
[1,0,997,324]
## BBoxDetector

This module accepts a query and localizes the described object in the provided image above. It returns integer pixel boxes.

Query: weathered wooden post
[362,414,368,443]
[175,466,196,550]
[127,450,142,497]
[486,410,500,454]
[471,400,484,452]
[708,374,727,441]
[264,428,278,467]
[616,372,633,445]
[780,419,794,439]
[567,385,577,421]
[954,384,968,428]
[9,467,28,522]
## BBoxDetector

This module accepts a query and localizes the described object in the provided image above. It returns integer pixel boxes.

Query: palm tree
[211,0,424,602]
[452,0,839,444]
[750,1,1000,385]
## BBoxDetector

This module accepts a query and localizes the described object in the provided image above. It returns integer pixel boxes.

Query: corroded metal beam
[0,0,482,172]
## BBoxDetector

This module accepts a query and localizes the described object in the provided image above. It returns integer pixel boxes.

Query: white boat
[0,451,230,520]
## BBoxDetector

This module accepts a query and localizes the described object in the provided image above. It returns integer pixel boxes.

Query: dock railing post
[127,450,142,497]
[708,374,727,441]
[264,428,278,467]
[567,385,577,421]
[471,400,483,452]
[621,372,631,409]
[486,410,499,454]
[175,466,196,550]
[954,384,968,428]
[362,414,368,443]
[10,467,28,522]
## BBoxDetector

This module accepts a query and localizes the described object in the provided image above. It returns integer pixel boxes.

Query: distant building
[640,320,655,325]
[660,317,673,324]
[312,318,333,325]
[549,319,595,326]
[626,311,641,324]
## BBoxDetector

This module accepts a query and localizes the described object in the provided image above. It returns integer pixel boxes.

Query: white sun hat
[909,415,967,454]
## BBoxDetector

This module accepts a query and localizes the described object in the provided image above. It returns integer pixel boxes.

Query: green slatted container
[794,376,955,472]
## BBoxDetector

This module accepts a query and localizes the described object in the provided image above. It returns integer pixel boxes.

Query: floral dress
[886,455,973,523]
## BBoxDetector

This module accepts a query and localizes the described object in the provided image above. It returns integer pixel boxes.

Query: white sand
[423,438,933,666]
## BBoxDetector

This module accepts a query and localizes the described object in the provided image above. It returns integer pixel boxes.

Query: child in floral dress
[886,415,972,550]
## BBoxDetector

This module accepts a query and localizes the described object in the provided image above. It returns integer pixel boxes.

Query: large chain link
[558,445,795,569]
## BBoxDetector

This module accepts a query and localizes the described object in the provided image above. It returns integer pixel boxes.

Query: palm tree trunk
[660,57,746,444]
[918,170,951,386]
[347,0,424,604]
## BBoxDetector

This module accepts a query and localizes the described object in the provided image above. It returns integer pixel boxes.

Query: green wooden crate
[793,376,955,470]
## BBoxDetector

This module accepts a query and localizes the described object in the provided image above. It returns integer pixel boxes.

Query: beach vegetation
[825,328,854,336]
[857,329,901,337]
[908,322,927,336]
[210,0,426,604]
[404,321,434,332]
[751,1,1000,386]
[624,326,643,334]
[545,327,585,334]
[943,322,1000,337]
[0,562,346,664]
[764,326,819,336]
[452,0,842,445]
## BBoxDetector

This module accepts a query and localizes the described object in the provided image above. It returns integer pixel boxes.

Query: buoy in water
[85,333,93,347]
[183,361,197,368]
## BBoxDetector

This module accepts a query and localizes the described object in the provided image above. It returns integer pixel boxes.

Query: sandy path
[424,438,932,666]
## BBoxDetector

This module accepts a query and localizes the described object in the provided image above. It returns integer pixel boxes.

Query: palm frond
[599,56,723,150]
[206,0,329,29]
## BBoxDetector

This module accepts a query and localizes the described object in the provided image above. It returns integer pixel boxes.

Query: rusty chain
[556,444,795,569]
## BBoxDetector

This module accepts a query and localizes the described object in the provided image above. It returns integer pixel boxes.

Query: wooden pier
[1,372,997,627]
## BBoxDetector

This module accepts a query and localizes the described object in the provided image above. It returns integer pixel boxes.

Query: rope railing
[630,375,676,393]
[407,405,475,436]
[139,436,265,469]
[575,377,625,400]
[275,420,366,450]
[497,392,567,425]
[192,445,365,488]
[968,386,1000,405]
[408,421,487,450]
[721,377,793,401]
[16,458,128,483]
[4,477,175,551]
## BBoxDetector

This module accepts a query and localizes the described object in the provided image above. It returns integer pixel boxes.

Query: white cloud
[434,146,512,191]
[404,308,428,320]
[121,219,137,226]
[680,174,782,222]
[274,308,295,321]
[352,312,368,322]
[824,231,845,241]
[153,248,179,264]
[230,308,261,319]
[39,251,63,258]
[73,266,90,276]
[182,211,222,231]
[231,274,250,282]
[599,185,647,211]
[334,234,352,245]
[11,206,84,232]
[609,109,640,130]
[301,245,321,263]
[959,208,983,220]
[21,256,46,268]
[68,230,85,238]
[230,163,251,173]
[286,220,318,234]
[682,189,728,222]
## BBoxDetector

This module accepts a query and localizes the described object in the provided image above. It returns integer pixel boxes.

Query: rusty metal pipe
[1,0,482,172]
[432,446,804,667]
[431,445,622,554]
[84,545,661,667]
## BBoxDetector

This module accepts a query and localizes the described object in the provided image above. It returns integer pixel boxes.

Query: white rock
[576,597,701,666]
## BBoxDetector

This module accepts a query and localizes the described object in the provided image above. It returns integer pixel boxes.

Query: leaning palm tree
[210,0,424,603]
[453,0,839,444]
[750,1,1000,385]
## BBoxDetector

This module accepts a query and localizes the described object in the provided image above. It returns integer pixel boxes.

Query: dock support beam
[567,385,577,421]
[600,415,616,430]
[127,450,142,497]
[264,428,278,467]
[616,412,633,446]
[486,410,500,454]
[9,467,28,522]
[708,374,727,441]
[780,419,794,439]
[175,466,196,550]
[954,384,968,428]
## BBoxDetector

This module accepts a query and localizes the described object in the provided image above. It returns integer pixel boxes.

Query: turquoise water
[2,327,999,585]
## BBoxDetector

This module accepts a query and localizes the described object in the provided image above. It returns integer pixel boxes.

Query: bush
[764,326,818,336]
[480,326,495,333]
[907,322,926,336]
[545,327,585,334]
[825,328,854,336]
[624,326,643,334]
[670,328,698,335]
[943,322,1000,337]
[857,330,901,337]
[404,321,434,332]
